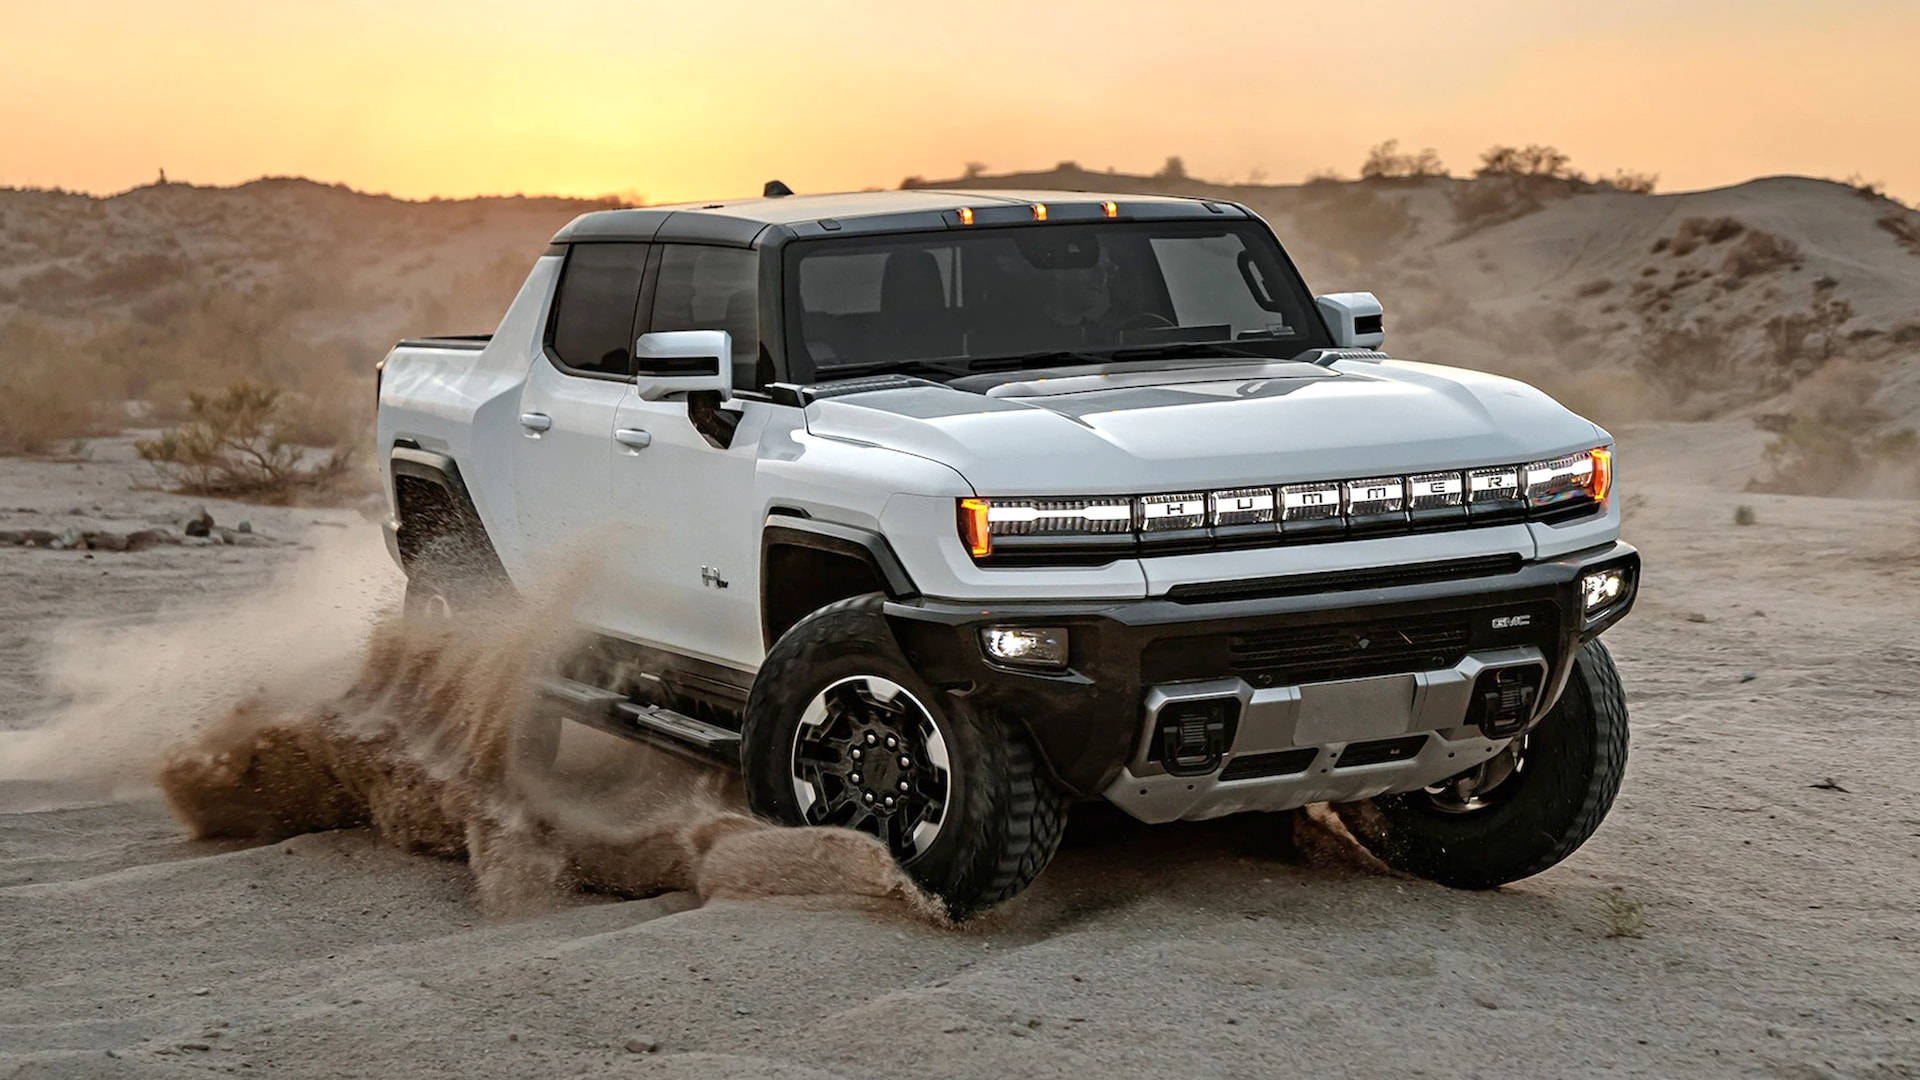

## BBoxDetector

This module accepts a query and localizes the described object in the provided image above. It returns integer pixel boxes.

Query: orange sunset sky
[5,0,1919,204]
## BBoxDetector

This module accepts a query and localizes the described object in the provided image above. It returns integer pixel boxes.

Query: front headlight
[1524,447,1613,510]
[957,496,1132,558]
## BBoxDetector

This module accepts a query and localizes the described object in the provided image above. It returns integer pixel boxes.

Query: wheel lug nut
[898,780,910,792]
[849,772,862,784]
[898,755,911,767]
[883,795,896,807]
[864,733,877,745]
[885,735,898,749]
[863,792,875,804]
[850,748,862,760]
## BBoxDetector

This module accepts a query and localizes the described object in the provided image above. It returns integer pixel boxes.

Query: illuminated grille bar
[963,448,1612,562]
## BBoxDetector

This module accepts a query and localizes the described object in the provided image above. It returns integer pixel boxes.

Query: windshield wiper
[1105,341,1277,362]
[966,349,1111,371]
[810,357,976,382]
[814,341,1281,384]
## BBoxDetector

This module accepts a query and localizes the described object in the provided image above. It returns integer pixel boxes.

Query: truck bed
[393,334,491,351]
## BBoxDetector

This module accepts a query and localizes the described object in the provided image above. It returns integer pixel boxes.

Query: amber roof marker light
[956,206,974,226]
[1030,203,1048,221]
[1101,200,1118,218]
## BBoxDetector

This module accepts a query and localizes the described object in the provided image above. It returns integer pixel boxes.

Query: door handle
[614,428,653,450]
[518,412,553,433]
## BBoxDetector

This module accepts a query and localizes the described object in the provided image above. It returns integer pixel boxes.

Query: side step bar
[535,676,741,759]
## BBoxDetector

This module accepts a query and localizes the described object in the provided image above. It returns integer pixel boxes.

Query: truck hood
[801,358,1606,494]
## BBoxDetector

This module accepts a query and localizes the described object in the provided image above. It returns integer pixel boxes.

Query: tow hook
[1471,667,1540,739]
[1155,699,1237,776]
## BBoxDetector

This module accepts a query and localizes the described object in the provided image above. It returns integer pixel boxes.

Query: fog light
[981,626,1069,669]
[1581,568,1627,612]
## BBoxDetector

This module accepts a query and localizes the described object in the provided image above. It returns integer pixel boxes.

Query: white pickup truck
[375,186,1639,917]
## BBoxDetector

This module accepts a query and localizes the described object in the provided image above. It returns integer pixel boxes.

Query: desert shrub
[1574,278,1613,298]
[1360,140,1447,180]
[1733,505,1756,526]
[0,316,117,453]
[1669,217,1746,258]
[1598,170,1658,194]
[1840,173,1885,199]
[1721,229,1802,279]
[1750,361,1920,497]
[135,381,352,500]
[1879,213,1920,255]
[1155,156,1188,181]
[1475,144,1579,181]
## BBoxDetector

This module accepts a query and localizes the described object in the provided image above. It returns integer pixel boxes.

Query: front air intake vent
[1227,614,1471,684]
[1166,554,1522,604]
[1218,748,1318,782]
[1334,735,1429,769]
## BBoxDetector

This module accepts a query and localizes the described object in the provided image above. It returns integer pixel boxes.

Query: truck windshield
[784,220,1330,381]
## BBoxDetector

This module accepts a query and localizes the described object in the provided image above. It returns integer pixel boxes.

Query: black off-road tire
[1337,639,1629,888]
[740,596,1067,919]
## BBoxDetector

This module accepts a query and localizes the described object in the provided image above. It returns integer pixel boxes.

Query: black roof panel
[550,188,1233,245]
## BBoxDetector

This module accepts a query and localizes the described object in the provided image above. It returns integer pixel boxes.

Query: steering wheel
[1117,311,1177,332]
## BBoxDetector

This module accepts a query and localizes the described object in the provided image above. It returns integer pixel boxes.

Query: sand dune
[4,169,1917,435]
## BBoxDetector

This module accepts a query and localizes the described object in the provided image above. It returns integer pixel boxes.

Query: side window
[548,243,649,375]
[649,245,761,388]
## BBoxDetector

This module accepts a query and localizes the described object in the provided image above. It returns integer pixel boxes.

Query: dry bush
[1721,230,1802,279]
[1879,213,1920,255]
[1840,173,1886,200]
[1475,144,1578,181]
[1750,361,1920,497]
[0,316,117,454]
[135,381,353,501]
[1359,140,1447,180]
[1598,170,1658,194]
[1665,216,1746,257]
[1574,278,1613,298]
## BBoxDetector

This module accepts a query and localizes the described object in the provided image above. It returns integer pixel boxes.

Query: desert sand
[2,421,1916,1079]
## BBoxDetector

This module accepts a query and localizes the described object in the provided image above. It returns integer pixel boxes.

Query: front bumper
[884,542,1638,809]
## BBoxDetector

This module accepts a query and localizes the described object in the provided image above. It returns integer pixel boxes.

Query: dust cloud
[149,551,945,924]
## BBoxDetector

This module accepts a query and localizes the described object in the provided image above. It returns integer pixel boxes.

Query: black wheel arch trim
[387,445,507,579]
[760,516,920,648]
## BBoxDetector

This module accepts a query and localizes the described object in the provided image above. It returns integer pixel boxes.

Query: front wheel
[1336,639,1629,888]
[740,597,1067,919]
